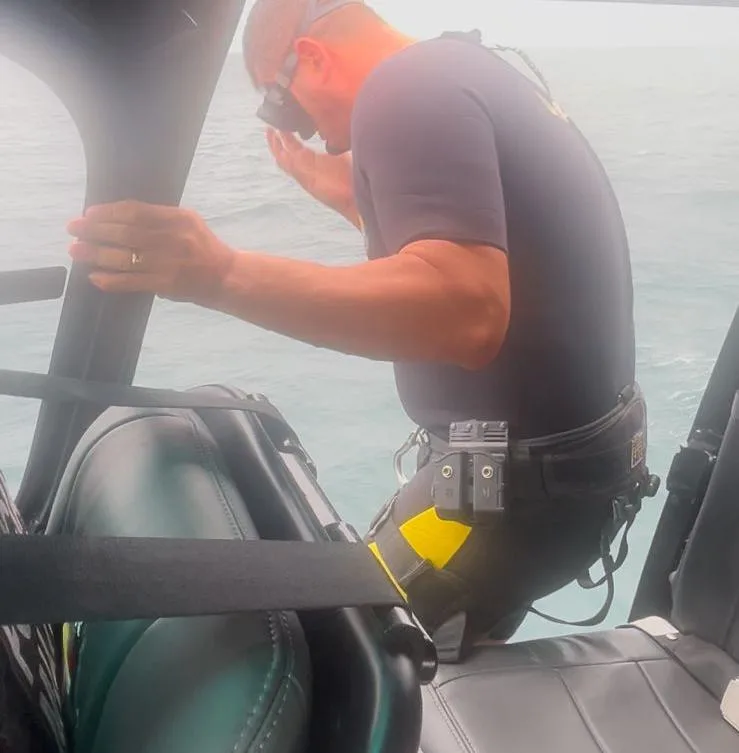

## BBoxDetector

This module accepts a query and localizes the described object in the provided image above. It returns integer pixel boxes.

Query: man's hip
[366,384,650,657]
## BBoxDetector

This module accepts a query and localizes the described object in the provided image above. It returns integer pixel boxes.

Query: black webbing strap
[529,494,640,628]
[0,368,295,444]
[369,498,435,592]
[530,529,621,627]
[0,534,404,626]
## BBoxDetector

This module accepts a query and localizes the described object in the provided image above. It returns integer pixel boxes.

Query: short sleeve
[352,73,508,256]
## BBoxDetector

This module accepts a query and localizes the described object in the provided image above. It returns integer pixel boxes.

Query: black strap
[0,534,403,626]
[370,498,435,592]
[0,369,295,445]
[528,495,639,628]
[528,537,617,628]
[577,494,639,590]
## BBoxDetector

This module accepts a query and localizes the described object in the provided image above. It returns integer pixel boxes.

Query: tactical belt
[426,383,650,515]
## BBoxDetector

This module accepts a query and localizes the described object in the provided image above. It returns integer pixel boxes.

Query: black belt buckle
[431,420,509,526]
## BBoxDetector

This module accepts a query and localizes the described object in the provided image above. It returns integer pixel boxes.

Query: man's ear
[294,36,332,78]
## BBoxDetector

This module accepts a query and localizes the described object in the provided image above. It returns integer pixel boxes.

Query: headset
[255,0,364,140]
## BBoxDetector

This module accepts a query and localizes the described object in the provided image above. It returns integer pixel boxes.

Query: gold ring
[130,252,142,268]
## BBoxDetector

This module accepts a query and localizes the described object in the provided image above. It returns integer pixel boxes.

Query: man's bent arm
[213,238,510,370]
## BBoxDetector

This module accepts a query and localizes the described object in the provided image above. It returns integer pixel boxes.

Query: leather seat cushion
[46,406,311,753]
[420,626,739,753]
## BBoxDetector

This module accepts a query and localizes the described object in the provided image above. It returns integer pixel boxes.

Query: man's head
[243,0,413,154]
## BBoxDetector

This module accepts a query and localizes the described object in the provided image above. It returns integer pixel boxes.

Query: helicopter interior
[0,1,738,752]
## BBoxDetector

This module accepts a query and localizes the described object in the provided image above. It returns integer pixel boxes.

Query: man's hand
[66,201,235,305]
[67,201,510,369]
[267,129,360,228]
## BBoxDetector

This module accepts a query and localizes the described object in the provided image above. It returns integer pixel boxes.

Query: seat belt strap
[0,534,404,626]
[577,494,639,591]
[0,369,296,446]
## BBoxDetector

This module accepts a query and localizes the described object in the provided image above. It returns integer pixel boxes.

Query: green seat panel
[46,406,311,753]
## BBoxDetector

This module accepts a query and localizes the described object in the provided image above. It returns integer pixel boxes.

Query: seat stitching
[634,661,700,753]
[255,612,296,752]
[555,668,610,753]
[253,667,292,753]
[434,657,669,689]
[232,612,280,753]
[427,682,475,753]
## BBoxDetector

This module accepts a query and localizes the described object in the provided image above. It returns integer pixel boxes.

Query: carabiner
[392,427,428,486]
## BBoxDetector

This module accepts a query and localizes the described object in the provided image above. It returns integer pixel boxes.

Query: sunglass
[256,0,363,139]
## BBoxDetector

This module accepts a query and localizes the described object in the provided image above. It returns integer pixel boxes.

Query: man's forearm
[212,243,507,368]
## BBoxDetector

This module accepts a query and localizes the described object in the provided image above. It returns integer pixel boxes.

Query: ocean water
[0,46,737,641]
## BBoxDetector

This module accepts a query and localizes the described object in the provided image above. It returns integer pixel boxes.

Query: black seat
[46,405,312,753]
[420,393,739,753]
[45,384,424,753]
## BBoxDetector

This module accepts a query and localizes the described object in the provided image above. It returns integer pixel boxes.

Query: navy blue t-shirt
[350,35,635,439]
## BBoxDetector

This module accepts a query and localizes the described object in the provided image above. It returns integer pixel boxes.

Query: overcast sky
[234,0,739,48]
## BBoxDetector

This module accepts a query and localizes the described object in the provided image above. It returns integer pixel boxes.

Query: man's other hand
[66,201,235,305]
[267,129,359,227]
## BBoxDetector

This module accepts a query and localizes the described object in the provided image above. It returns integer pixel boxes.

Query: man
[66,0,649,654]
